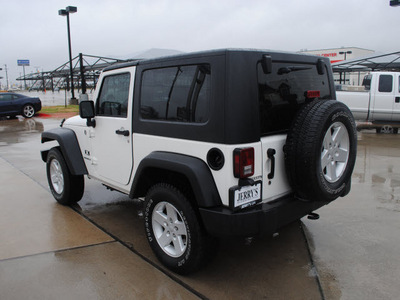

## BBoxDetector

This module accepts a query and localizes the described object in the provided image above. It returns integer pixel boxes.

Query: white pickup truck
[336,71,400,133]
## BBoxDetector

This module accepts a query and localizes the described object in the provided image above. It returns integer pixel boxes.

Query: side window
[0,94,12,101]
[96,73,130,117]
[378,75,393,93]
[140,64,210,123]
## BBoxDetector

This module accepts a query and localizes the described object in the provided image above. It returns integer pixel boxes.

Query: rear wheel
[22,104,35,118]
[46,148,84,205]
[144,183,215,274]
[376,125,398,134]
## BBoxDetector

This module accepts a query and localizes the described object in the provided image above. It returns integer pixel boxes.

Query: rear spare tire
[285,100,357,201]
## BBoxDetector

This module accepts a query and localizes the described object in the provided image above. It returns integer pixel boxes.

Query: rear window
[378,75,393,93]
[258,62,331,135]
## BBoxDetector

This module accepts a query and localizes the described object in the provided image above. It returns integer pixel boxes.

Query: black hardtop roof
[102,48,324,72]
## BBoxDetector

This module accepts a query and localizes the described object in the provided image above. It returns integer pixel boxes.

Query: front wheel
[46,148,84,205]
[144,183,215,275]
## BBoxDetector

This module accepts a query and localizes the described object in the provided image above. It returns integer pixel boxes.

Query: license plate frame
[229,181,262,211]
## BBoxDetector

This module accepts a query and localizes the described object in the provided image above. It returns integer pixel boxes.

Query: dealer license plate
[230,182,262,210]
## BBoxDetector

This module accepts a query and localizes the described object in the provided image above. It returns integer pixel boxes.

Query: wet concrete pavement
[0,116,399,299]
[302,132,400,299]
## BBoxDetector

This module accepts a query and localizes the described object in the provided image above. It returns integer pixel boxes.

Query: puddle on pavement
[355,131,400,212]
[0,117,44,146]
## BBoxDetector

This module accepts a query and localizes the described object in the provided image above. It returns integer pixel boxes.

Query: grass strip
[41,105,79,114]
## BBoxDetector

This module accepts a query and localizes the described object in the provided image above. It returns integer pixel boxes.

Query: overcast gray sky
[1,0,399,85]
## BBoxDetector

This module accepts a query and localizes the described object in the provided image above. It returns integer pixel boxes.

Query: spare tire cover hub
[321,121,350,183]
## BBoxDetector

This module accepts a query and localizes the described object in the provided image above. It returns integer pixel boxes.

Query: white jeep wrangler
[41,49,357,274]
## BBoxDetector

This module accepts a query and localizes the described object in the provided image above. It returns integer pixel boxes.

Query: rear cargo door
[260,135,291,201]
[257,56,333,201]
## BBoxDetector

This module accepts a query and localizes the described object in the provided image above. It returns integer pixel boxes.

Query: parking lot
[1,115,399,299]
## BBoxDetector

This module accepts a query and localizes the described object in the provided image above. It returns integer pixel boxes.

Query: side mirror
[261,55,272,74]
[79,101,96,127]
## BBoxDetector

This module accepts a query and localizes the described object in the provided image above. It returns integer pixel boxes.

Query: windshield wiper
[278,66,312,75]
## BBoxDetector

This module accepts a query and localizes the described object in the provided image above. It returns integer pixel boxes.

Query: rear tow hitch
[307,213,320,220]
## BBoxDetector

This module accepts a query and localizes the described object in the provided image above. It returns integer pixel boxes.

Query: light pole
[339,51,352,85]
[4,65,9,90]
[58,6,77,101]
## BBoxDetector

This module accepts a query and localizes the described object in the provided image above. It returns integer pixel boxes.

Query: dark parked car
[0,93,41,118]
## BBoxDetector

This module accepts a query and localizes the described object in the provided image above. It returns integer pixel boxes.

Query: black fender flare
[129,151,222,208]
[41,127,88,175]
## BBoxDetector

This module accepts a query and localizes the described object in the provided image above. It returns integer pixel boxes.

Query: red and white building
[300,47,375,85]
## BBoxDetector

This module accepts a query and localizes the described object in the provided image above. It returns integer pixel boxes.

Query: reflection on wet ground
[355,131,400,212]
[0,117,44,146]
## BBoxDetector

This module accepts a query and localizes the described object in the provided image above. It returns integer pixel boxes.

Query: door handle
[395,97,400,103]
[115,129,130,136]
[267,148,276,180]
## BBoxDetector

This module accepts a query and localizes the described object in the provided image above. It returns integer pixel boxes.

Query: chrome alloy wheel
[152,201,188,257]
[23,105,35,118]
[321,121,350,183]
[381,125,394,134]
[50,159,64,194]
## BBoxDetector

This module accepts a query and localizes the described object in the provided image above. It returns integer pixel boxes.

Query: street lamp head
[66,6,77,13]
[58,9,68,16]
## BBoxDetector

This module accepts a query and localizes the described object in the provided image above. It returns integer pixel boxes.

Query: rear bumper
[199,194,330,237]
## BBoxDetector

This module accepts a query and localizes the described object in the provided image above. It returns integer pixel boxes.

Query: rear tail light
[306,90,321,98]
[233,148,254,178]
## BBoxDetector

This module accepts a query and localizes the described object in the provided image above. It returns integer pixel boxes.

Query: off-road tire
[46,148,84,205]
[144,183,214,275]
[285,100,357,201]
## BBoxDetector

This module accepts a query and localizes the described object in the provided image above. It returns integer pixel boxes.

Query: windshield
[258,62,331,135]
